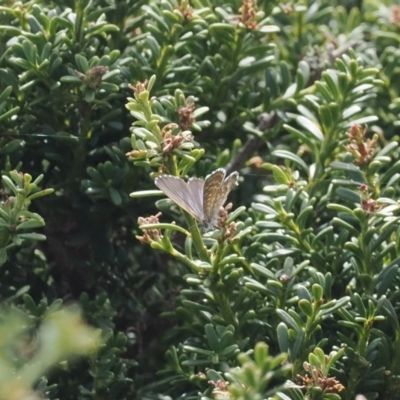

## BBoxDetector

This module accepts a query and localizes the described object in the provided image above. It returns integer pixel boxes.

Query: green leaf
[206,369,224,382]
[16,219,45,230]
[327,203,355,215]
[238,55,275,74]
[322,70,340,100]
[318,105,332,131]
[272,150,309,174]
[17,233,46,241]
[75,54,89,73]
[283,124,315,150]
[209,23,235,40]
[277,323,289,352]
[296,116,324,141]
[129,190,165,198]
[268,249,299,257]
[296,206,313,228]
[276,309,300,332]
[376,259,399,297]
[109,188,122,205]
[2,175,18,194]
[27,15,44,34]
[23,294,38,315]
[22,40,37,65]
[296,61,310,90]
[298,300,313,318]
[315,81,333,102]
[335,188,361,203]
[376,141,398,158]
[84,89,95,102]
[291,328,305,359]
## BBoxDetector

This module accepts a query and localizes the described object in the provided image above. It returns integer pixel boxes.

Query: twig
[225,112,278,175]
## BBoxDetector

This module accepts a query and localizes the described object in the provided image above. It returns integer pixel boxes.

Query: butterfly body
[155,168,239,230]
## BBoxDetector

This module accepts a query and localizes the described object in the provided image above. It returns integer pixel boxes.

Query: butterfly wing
[155,175,202,220]
[217,171,239,211]
[203,169,226,223]
[203,169,239,226]
[221,171,239,200]
[187,177,205,220]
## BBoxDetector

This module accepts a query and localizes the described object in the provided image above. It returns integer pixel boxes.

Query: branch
[225,112,278,175]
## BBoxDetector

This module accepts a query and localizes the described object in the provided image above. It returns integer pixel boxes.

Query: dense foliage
[1,0,400,399]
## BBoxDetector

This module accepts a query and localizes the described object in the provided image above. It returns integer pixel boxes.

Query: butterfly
[155,168,239,230]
